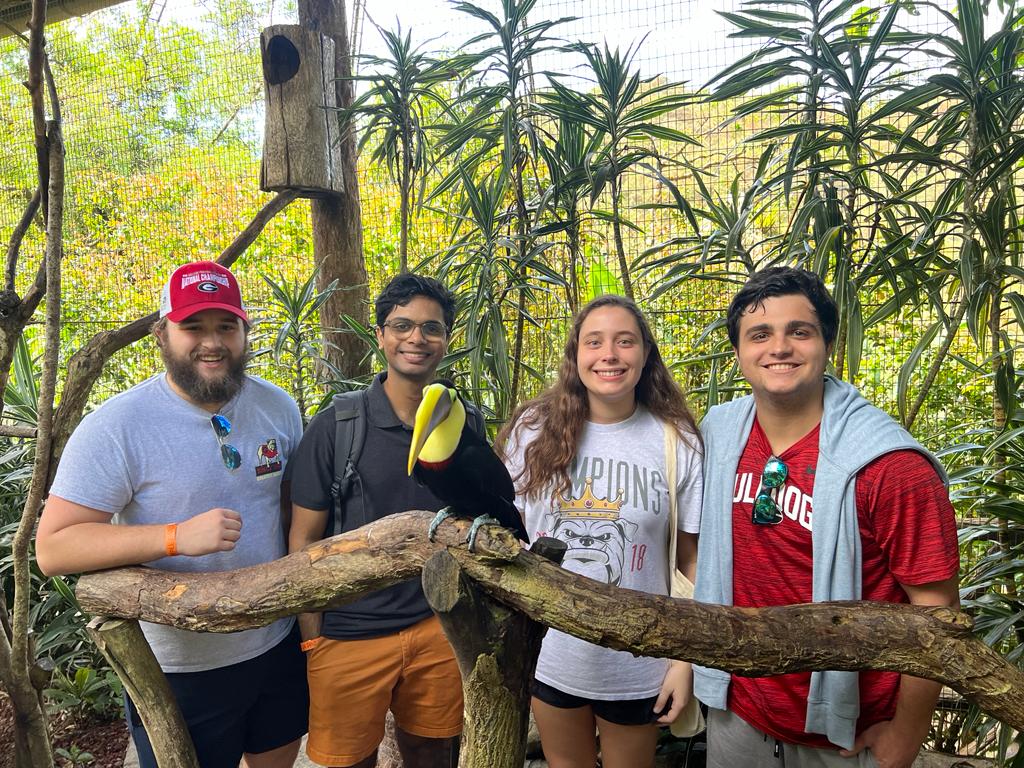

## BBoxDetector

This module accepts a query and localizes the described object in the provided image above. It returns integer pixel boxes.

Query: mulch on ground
[0,693,128,768]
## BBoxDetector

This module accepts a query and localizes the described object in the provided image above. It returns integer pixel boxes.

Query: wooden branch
[5,54,61,306]
[15,63,62,324]
[15,250,48,326]
[422,538,566,768]
[5,188,40,293]
[217,188,299,265]
[48,311,155,477]
[25,0,47,223]
[86,618,198,768]
[5,3,60,760]
[76,511,1024,732]
[48,189,300,472]
[0,425,36,438]
[42,54,60,126]
[76,511,468,631]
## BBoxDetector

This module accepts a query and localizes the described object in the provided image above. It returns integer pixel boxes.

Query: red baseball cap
[160,261,249,324]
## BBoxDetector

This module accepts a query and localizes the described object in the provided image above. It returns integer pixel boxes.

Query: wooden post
[422,537,566,768]
[86,618,198,768]
[296,0,368,380]
[260,25,344,195]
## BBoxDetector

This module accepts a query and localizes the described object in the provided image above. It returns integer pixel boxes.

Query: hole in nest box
[266,35,301,85]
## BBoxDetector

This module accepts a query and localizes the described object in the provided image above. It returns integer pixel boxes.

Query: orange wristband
[164,523,178,556]
[300,637,321,653]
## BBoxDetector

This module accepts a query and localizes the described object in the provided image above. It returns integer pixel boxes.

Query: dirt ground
[0,693,128,768]
[0,693,1000,768]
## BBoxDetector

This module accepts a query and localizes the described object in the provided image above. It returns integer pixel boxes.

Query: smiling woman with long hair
[497,294,703,768]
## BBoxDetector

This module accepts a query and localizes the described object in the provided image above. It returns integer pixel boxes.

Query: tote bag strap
[665,421,678,592]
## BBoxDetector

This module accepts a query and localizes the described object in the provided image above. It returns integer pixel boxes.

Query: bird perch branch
[76,511,1024,732]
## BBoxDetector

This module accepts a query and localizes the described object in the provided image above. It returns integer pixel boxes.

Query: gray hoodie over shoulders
[692,375,946,750]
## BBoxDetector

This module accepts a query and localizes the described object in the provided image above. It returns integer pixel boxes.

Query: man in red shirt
[693,267,959,768]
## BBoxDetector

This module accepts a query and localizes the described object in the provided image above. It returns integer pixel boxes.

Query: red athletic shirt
[728,418,959,747]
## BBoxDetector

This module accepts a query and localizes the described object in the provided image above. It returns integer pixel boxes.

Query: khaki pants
[706,708,878,768]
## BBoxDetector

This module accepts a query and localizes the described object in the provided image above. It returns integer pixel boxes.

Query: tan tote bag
[665,423,706,738]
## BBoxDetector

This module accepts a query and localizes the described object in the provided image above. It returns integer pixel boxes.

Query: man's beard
[161,345,248,406]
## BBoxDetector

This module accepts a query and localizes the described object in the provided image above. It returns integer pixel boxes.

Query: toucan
[407,381,529,549]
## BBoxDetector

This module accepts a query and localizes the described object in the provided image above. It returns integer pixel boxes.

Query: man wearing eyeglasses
[287,273,465,768]
[693,267,959,768]
[37,261,307,768]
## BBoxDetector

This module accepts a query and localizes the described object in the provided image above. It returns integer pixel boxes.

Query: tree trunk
[609,174,633,300]
[566,216,581,315]
[76,511,1024,733]
[399,128,412,273]
[86,618,198,768]
[509,289,527,415]
[508,132,530,413]
[5,128,64,768]
[834,324,847,381]
[2,5,64,756]
[987,284,1020,648]
[422,538,566,768]
[904,298,970,430]
[298,0,369,380]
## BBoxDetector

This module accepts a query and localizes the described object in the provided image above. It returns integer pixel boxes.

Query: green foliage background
[0,0,1022,758]
[0,1,974,428]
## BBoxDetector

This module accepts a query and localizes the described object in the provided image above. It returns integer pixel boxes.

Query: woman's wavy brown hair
[497,294,701,499]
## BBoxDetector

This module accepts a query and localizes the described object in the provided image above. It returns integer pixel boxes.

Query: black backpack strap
[330,390,368,537]
[465,402,487,438]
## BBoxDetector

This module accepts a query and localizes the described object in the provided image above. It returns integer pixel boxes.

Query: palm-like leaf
[428,0,574,410]
[537,39,697,299]
[340,22,469,269]
[252,270,339,420]
[534,115,607,311]
[888,1,1024,429]
[694,0,939,384]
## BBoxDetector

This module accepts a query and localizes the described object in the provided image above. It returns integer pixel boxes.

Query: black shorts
[531,678,663,726]
[126,623,309,768]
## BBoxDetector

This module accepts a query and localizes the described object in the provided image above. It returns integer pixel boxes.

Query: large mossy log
[86,618,197,768]
[76,510,1024,731]
[422,538,567,768]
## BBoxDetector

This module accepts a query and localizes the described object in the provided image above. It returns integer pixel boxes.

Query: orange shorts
[305,614,464,766]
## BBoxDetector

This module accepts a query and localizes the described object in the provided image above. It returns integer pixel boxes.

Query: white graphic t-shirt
[505,405,703,700]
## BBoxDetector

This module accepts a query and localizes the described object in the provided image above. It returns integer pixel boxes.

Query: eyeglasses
[211,414,241,471]
[380,319,447,341]
[752,455,788,525]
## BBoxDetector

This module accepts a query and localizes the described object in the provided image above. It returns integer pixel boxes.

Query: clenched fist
[176,508,242,555]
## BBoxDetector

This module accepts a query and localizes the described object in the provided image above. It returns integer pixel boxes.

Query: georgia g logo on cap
[159,261,249,324]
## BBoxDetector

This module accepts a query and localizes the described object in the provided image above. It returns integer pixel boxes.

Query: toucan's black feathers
[411,389,529,543]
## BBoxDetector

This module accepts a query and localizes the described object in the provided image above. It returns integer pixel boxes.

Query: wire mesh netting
[0,1,1020,756]
[0,0,991,443]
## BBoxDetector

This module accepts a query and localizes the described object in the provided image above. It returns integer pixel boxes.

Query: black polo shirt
[289,373,445,639]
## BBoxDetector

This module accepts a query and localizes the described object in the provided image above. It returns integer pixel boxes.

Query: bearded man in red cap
[37,261,309,768]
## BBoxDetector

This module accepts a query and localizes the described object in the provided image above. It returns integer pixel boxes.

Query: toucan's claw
[466,514,500,552]
[428,507,455,542]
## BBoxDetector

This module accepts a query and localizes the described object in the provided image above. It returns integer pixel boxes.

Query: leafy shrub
[46,666,125,722]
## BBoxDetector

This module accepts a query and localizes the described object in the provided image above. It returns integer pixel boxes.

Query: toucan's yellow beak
[408,383,453,475]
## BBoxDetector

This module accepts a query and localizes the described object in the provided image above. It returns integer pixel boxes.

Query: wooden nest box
[260,25,345,196]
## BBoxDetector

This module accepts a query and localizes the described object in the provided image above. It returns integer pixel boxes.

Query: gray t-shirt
[49,373,302,672]
[505,406,703,699]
